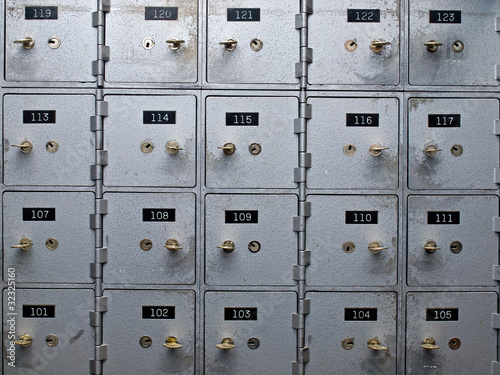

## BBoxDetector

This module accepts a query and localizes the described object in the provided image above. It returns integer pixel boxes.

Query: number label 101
[22,305,56,318]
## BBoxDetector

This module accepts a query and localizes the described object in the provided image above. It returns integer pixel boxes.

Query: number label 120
[142,306,175,319]
[224,307,258,320]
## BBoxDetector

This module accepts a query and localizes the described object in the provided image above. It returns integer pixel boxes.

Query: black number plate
[344,308,378,321]
[23,110,56,123]
[22,208,56,221]
[143,111,176,124]
[427,211,460,225]
[429,10,461,24]
[225,210,258,224]
[145,7,178,20]
[345,211,378,224]
[426,308,459,321]
[346,113,379,127]
[25,6,58,20]
[224,307,258,320]
[226,112,259,126]
[142,208,176,222]
[347,9,380,23]
[142,306,175,319]
[22,305,56,318]
[428,114,460,128]
[227,8,260,21]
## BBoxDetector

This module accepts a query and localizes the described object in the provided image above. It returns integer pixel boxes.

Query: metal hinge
[293,265,306,281]
[492,361,500,375]
[299,299,311,315]
[493,217,500,232]
[303,0,313,14]
[96,101,109,117]
[294,118,306,134]
[496,17,500,32]
[300,153,311,168]
[494,120,500,135]
[300,103,312,119]
[293,216,305,232]
[295,13,307,29]
[96,296,108,312]
[495,65,500,80]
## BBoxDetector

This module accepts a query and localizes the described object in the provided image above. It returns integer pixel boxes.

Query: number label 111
[427,211,460,225]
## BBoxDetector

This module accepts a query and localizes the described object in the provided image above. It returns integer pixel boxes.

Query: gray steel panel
[205,96,298,189]
[307,97,399,189]
[409,0,500,86]
[103,290,195,374]
[4,2,97,83]
[204,291,297,374]
[2,288,94,374]
[105,0,198,83]
[104,95,197,187]
[408,98,499,190]
[305,292,397,375]
[307,195,398,286]
[3,192,94,283]
[103,193,196,285]
[308,0,400,86]
[205,194,297,286]
[206,0,299,84]
[3,94,95,186]
[406,292,497,374]
[407,195,498,287]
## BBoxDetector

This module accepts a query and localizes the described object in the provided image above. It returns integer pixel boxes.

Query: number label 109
[344,308,378,321]
[22,305,56,318]
[142,306,175,319]
[224,307,258,320]
[225,210,258,224]
[426,308,458,321]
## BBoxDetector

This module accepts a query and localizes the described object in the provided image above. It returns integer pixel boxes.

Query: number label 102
[142,306,176,319]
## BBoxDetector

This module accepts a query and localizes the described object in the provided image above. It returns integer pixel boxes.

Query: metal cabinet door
[103,193,196,285]
[3,94,95,186]
[205,194,297,286]
[406,292,497,374]
[308,0,400,85]
[103,290,195,374]
[407,195,498,287]
[408,98,499,190]
[307,195,398,286]
[307,97,399,189]
[409,0,500,86]
[104,95,197,187]
[3,288,94,374]
[205,96,298,189]
[306,292,397,375]
[206,0,299,84]
[3,192,94,283]
[4,2,97,82]
[205,291,297,375]
[105,0,198,83]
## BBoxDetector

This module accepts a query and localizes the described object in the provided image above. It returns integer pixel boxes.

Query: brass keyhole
[218,143,236,155]
[217,240,235,252]
[48,36,61,49]
[216,337,235,349]
[140,336,152,348]
[142,37,155,49]
[247,337,260,349]
[13,37,35,49]
[45,238,58,250]
[163,336,182,349]
[421,337,439,350]
[164,239,183,252]
[250,38,263,51]
[248,240,261,253]
[219,38,238,51]
[140,239,153,251]
[450,144,463,157]
[343,143,356,156]
[452,40,464,53]
[423,144,441,157]
[345,39,357,52]
[166,140,183,155]
[140,141,154,153]
[12,140,33,153]
[45,334,58,347]
[249,143,262,155]
[449,241,462,254]
[342,241,355,253]
[423,241,440,254]
[424,40,442,53]
[12,238,33,251]
[15,334,33,347]
[46,140,59,153]
[341,337,354,350]
[448,337,461,350]
[166,38,185,51]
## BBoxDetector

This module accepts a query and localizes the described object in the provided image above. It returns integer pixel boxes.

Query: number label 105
[426,308,458,321]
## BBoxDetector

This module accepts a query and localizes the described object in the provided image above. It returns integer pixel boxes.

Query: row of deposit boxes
[3,289,496,374]
[3,192,497,287]
[3,94,499,189]
[3,0,500,86]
